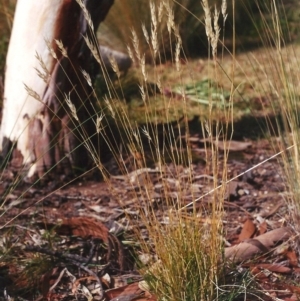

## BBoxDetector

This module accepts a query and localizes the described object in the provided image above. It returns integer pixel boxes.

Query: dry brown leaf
[242,238,269,253]
[50,217,124,269]
[56,217,109,242]
[105,282,141,299]
[105,282,157,301]
[286,251,298,267]
[249,266,270,281]
[284,294,298,301]
[258,220,267,235]
[256,263,291,274]
[225,227,292,263]
[238,219,256,242]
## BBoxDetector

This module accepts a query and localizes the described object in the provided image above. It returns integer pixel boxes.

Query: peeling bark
[0,0,114,179]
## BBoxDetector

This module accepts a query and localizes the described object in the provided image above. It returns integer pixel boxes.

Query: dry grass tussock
[79,1,232,300]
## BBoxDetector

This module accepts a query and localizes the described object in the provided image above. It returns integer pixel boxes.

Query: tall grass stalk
[98,0,205,56]
[98,1,234,300]
[241,0,300,243]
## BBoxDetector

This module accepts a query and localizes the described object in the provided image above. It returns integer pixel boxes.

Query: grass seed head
[55,39,68,57]
[64,92,79,121]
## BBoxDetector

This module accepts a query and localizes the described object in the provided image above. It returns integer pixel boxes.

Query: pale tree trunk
[0,0,114,179]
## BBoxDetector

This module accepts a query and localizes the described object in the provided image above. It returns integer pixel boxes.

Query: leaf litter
[0,136,299,300]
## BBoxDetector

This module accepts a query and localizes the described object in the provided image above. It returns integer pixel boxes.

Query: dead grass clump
[110,1,232,299]
[140,213,223,301]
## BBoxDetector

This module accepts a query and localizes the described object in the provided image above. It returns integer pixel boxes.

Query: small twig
[25,245,96,264]
[60,194,93,201]
[179,174,215,183]
[49,267,68,292]
[71,260,105,300]
[223,200,253,217]
[85,240,96,266]
[27,245,110,299]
